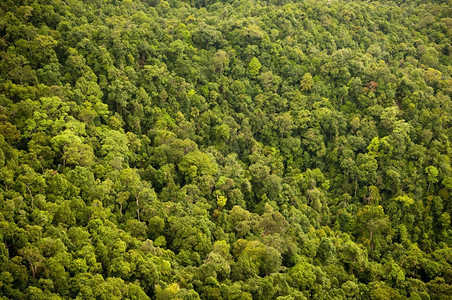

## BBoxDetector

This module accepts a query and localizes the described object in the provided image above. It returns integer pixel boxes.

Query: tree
[316,237,336,264]
[425,166,439,192]
[178,151,218,181]
[356,205,390,256]
[288,260,317,291]
[248,57,262,78]
[300,73,314,92]
[15,164,45,210]
[213,50,230,75]
[232,240,281,279]
[19,245,44,278]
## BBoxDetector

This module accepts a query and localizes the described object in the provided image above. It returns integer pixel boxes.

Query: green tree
[425,166,439,192]
[248,57,262,78]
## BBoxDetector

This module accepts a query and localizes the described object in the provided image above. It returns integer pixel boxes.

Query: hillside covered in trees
[0,0,451,298]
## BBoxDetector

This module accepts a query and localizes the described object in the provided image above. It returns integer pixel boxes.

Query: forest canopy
[0,0,451,299]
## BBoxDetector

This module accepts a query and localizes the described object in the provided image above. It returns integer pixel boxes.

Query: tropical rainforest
[0,0,451,299]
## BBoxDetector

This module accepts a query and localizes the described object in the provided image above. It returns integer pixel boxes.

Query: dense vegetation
[0,0,451,298]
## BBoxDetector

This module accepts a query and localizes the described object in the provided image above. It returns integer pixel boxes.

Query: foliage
[0,0,451,298]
